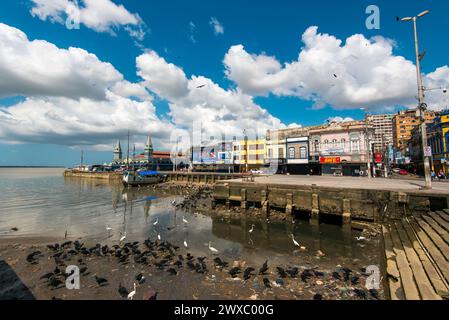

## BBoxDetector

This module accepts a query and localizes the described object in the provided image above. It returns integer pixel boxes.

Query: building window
[313,140,319,153]
[278,147,284,158]
[268,148,273,158]
[289,147,295,159]
[341,139,346,148]
[351,139,360,152]
[299,147,307,159]
[332,139,338,148]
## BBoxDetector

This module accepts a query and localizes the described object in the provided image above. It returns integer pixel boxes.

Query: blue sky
[0,0,448,166]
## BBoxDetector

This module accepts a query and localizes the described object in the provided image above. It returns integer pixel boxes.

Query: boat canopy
[137,171,160,176]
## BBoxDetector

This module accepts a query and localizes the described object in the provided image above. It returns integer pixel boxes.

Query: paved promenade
[226,175,449,195]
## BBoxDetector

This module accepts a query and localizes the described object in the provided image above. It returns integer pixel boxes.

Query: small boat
[122,171,166,187]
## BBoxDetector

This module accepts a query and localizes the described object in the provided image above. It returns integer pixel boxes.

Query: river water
[0,168,381,274]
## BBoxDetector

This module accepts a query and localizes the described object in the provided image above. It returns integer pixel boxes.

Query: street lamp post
[400,10,432,189]
[361,108,372,179]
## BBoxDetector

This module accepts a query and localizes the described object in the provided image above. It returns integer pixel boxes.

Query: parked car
[250,169,264,174]
[392,168,401,173]
[399,169,408,175]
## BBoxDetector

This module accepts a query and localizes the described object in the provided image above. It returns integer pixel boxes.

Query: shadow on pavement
[0,260,35,300]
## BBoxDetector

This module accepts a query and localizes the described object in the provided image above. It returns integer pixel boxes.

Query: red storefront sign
[374,152,383,164]
[320,157,341,164]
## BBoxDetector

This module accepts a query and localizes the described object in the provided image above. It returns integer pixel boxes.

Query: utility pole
[362,109,372,179]
[80,150,84,170]
[400,10,432,189]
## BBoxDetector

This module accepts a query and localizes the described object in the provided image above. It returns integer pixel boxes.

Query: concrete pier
[212,176,449,224]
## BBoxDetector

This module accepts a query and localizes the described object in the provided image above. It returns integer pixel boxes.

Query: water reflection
[0,168,379,269]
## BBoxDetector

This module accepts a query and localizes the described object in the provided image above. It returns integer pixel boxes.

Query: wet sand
[0,182,384,300]
[0,235,382,300]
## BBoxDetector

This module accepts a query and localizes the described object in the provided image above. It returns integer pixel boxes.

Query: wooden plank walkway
[383,210,449,300]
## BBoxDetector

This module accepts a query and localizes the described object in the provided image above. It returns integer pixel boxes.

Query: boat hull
[122,172,165,187]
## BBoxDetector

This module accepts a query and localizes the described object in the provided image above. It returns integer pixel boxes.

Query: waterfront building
[111,135,174,170]
[367,114,394,153]
[409,110,449,175]
[233,138,266,171]
[286,136,310,174]
[393,109,437,162]
[308,120,373,176]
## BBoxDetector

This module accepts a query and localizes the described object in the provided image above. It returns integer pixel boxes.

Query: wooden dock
[383,209,449,300]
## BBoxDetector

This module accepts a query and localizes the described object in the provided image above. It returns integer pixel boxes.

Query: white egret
[291,234,300,247]
[106,225,112,232]
[182,216,189,224]
[184,240,188,248]
[249,224,255,234]
[119,232,127,242]
[127,283,136,300]
[153,218,159,226]
[157,233,161,241]
[208,241,218,254]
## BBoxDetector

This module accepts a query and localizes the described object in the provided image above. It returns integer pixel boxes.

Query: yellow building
[233,138,266,170]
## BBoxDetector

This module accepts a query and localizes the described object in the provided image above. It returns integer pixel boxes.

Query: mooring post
[311,193,320,223]
[342,198,351,225]
[241,188,247,209]
[261,189,269,216]
[225,185,230,208]
[286,193,293,215]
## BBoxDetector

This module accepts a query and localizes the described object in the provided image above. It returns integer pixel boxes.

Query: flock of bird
[25,195,378,300]
[27,231,378,300]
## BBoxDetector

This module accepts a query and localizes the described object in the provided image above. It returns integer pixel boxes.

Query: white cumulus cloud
[224,26,449,111]
[29,0,146,40]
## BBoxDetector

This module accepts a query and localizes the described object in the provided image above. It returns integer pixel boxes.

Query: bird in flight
[196,85,206,89]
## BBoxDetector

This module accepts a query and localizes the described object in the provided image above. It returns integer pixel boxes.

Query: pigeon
[259,260,268,275]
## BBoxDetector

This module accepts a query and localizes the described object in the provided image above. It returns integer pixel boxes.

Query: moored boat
[122,171,166,187]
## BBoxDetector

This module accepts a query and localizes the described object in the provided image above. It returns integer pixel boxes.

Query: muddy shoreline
[0,183,384,300]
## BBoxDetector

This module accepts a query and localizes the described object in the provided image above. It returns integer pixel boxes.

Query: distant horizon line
[0,166,67,168]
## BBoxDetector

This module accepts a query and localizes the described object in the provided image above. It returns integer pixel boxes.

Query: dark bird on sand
[353,288,367,299]
[369,289,379,299]
[243,267,255,280]
[40,272,54,280]
[276,267,287,278]
[300,269,314,282]
[229,267,241,278]
[136,273,145,284]
[26,251,42,264]
[118,283,129,298]
[285,267,298,278]
[48,276,63,289]
[79,266,88,275]
[259,260,268,275]
[263,278,271,289]
[167,268,178,275]
[213,257,228,268]
[351,276,359,285]
[332,271,341,280]
[94,275,108,286]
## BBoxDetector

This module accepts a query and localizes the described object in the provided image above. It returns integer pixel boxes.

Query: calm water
[0,168,380,268]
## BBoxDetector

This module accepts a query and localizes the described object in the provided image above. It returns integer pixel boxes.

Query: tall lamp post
[361,108,372,179]
[400,10,432,189]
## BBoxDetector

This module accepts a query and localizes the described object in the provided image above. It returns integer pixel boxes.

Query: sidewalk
[227,175,449,195]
